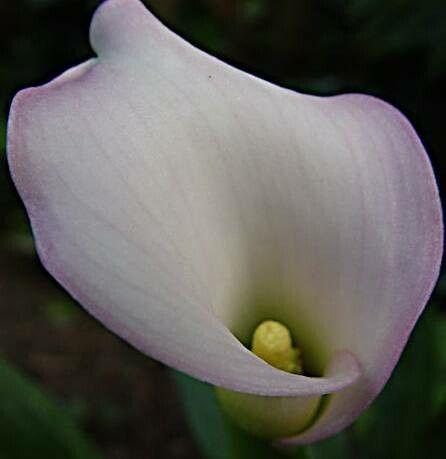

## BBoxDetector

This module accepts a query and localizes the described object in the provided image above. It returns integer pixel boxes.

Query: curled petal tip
[90,0,171,57]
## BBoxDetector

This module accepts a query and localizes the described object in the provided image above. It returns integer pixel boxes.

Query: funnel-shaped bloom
[7,0,442,444]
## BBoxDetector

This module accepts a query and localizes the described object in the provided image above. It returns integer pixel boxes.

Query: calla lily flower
[7,0,443,445]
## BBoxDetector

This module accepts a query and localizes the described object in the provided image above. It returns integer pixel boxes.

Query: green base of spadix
[215,387,321,439]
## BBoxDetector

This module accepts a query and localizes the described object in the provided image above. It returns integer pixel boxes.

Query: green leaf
[307,430,354,459]
[0,359,102,459]
[172,370,230,459]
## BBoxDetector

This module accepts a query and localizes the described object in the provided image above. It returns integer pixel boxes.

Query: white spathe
[7,0,442,444]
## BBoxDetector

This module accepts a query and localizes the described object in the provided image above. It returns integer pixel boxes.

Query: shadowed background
[0,1,446,458]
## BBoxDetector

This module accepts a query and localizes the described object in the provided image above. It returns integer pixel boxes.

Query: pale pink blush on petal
[7,0,442,443]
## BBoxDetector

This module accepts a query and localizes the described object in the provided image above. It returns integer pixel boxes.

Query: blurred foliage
[1,0,446,458]
[0,358,102,459]
[175,300,446,459]
[43,299,81,328]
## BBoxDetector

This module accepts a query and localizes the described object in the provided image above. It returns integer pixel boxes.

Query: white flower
[7,0,442,443]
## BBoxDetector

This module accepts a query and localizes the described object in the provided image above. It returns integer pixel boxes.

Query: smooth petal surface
[7,0,442,443]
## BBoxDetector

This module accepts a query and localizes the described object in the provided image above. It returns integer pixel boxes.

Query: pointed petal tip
[92,0,147,25]
[90,0,166,56]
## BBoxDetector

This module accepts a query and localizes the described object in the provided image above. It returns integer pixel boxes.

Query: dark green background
[1,1,445,458]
